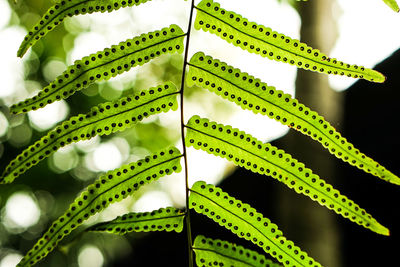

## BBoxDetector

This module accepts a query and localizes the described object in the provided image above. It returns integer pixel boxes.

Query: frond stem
[180,0,195,266]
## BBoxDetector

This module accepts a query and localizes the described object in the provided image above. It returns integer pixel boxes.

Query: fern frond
[190,181,322,267]
[194,0,385,83]
[87,207,185,235]
[1,82,178,184]
[187,52,400,186]
[17,0,152,58]
[17,147,183,267]
[193,235,281,267]
[10,25,185,114]
[383,0,400,12]
[185,116,389,236]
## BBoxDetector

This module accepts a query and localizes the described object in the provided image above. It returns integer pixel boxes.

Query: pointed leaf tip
[195,0,386,83]
[17,0,153,58]
[185,116,392,235]
[382,0,400,12]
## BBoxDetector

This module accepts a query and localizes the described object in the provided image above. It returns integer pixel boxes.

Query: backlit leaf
[185,116,389,235]
[1,82,178,184]
[17,147,182,267]
[194,0,385,83]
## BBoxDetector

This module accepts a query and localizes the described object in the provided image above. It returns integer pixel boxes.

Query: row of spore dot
[187,117,373,228]
[197,0,368,81]
[196,236,270,266]
[189,53,380,178]
[21,0,147,53]
[191,183,318,267]
[13,26,182,114]
[3,84,176,183]
[23,148,180,264]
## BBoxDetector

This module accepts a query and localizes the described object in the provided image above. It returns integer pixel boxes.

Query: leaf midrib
[24,154,182,264]
[195,6,369,77]
[192,246,261,267]
[188,62,377,174]
[6,92,178,179]
[23,0,149,50]
[23,34,185,108]
[190,189,304,267]
[92,213,185,229]
[185,125,369,224]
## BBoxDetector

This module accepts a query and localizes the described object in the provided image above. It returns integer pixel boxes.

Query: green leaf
[87,207,185,235]
[189,181,322,267]
[1,82,178,184]
[17,0,153,57]
[187,52,400,186]
[194,0,385,83]
[382,0,400,12]
[193,235,281,267]
[185,116,389,236]
[17,147,183,267]
[10,25,185,114]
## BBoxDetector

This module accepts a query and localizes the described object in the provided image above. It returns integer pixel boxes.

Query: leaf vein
[192,247,259,267]
[195,6,367,76]
[186,125,366,222]
[8,92,178,181]
[188,62,375,172]
[26,34,185,107]
[25,154,183,263]
[190,189,303,266]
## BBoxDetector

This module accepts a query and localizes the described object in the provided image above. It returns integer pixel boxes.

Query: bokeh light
[0,26,26,99]
[89,142,123,172]
[28,100,69,131]
[0,111,9,138]
[42,59,67,83]
[329,0,400,91]
[51,146,79,173]
[1,0,399,266]
[0,0,11,30]
[78,245,104,267]
[0,253,22,267]
[9,123,32,147]
[131,191,173,212]
[2,192,41,231]
[75,136,100,153]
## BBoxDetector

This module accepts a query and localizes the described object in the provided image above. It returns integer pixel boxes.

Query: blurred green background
[0,0,399,266]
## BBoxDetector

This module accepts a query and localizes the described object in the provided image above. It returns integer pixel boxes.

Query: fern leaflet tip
[187,52,397,184]
[17,0,153,57]
[185,115,389,235]
[382,0,400,12]
[195,0,385,83]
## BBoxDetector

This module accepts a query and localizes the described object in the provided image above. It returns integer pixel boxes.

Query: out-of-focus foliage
[0,1,232,266]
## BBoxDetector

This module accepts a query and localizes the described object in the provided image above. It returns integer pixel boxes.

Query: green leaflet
[382,0,400,12]
[187,52,400,186]
[193,235,281,267]
[194,0,385,83]
[185,116,389,236]
[17,0,152,58]
[1,82,178,184]
[17,147,183,267]
[87,207,185,234]
[190,181,321,267]
[10,25,185,114]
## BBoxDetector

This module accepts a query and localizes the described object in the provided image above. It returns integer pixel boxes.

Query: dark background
[0,1,399,266]
[112,49,400,267]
